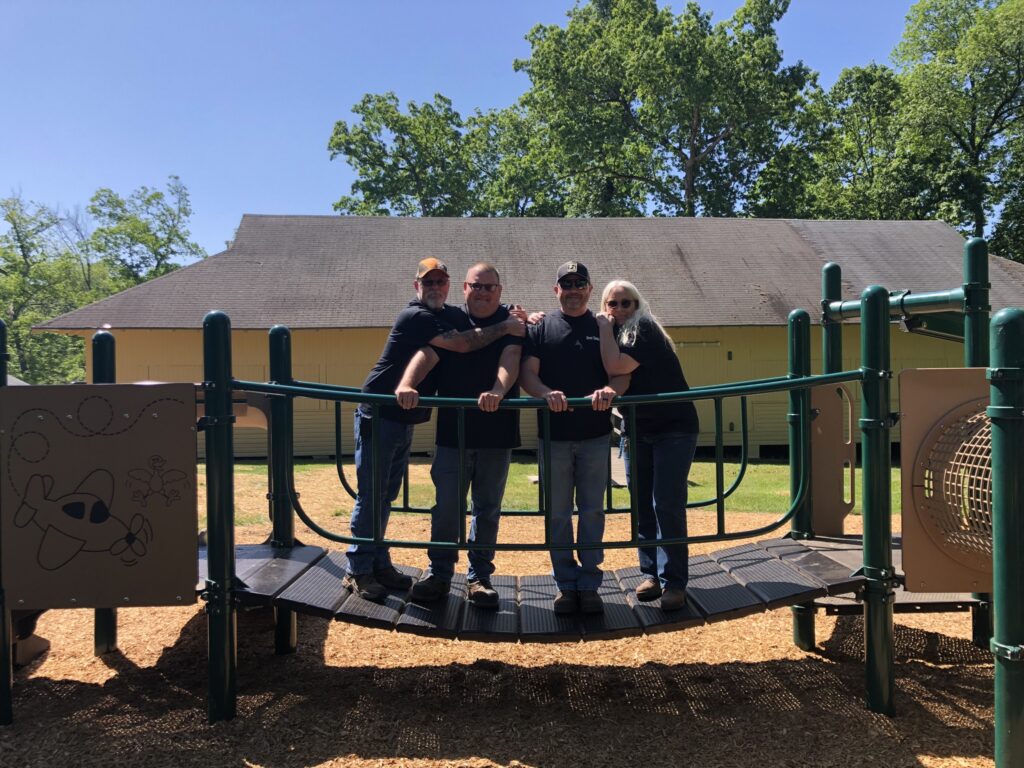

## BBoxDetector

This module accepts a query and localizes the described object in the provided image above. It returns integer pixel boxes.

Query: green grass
[200,455,902,529]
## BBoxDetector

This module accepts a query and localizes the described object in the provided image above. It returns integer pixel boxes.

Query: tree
[88,175,205,283]
[894,0,1024,236]
[0,196,88,383]
[328,92,480,216]
[514,0,813,216]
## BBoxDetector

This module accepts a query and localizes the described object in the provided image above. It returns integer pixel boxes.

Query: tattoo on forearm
[461,322,507,352]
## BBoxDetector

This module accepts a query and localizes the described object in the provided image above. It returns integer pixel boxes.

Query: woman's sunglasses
[606,299,635,309]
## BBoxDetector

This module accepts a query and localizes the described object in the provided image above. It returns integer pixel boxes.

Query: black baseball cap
[556,261,590,282]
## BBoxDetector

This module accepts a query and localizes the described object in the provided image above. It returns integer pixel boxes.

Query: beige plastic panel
[810,384,856,536]
[0,384,199,609]
[900,368,992,593]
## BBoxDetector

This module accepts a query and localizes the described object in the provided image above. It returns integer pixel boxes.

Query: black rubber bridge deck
[195,536,978,639]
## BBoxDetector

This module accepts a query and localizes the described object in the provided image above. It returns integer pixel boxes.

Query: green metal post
[92,331,118,656]
[988,308,1024,768]
[963,237,993,648]
[822,263,843,374]
[788,310,815,650]
[860,285,895,715]
[203,311,237,723]
[0,320,11,725]
[268,325,297,655]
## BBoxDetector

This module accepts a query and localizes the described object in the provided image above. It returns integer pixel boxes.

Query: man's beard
[423,293,445,311]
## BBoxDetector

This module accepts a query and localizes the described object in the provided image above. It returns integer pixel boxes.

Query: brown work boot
[660,586,687,612]
[635,577,662,602]
[374,565,413,591]
[468,579,499,609]
[553,590,579,614]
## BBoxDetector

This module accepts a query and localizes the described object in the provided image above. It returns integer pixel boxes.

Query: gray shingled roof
[38,215,1024,330]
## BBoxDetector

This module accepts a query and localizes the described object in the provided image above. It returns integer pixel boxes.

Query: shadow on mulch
[3,611,994,768]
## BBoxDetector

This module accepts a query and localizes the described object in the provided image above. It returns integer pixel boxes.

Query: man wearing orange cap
[344,257,525,603]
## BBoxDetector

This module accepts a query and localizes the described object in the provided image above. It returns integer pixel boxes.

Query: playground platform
[197,536,978,642]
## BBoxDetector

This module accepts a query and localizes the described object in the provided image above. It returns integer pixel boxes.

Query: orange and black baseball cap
[415,257,449,279]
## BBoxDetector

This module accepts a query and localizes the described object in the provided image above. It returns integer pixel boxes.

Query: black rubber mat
[198,544,276,589]
[581,578,643,639]
[710,543,826,609]
[758,539,864,596]
[815,591,978,615]
[335,564,421,629]
[518,574,581,642]
[236,546,326,607]
[397,574,468,638]
[614,569,704,633]
[459,575,519,641]
[276,552,352,618]
[683,555,764,622]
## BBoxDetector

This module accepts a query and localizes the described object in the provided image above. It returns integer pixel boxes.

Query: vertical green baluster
[203,311,237,723]
[371,405,381,542]
[989,308,1024,768]
[268,325,296,655]
[457,407,467,546]
[627,406,638,544]
[963,237,993,649]
[542,410,552,545]
[714,398,725,534]
[92,331,118,655]
[860,286,895,715]
[0,320,11,725]
[788,310,815,650]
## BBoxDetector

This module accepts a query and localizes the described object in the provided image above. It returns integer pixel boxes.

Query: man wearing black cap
[518,261,631,615]
[344,257,525,603]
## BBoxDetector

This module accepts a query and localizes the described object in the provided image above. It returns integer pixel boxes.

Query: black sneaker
[343,572,387,603]
[635,576,662,602]
[579,590,604,615]
[410,575,451,603]
[374,565,413,591]
[468,579,499,609]
[553,590,579,615]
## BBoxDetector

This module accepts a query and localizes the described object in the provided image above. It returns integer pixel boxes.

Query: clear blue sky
[2,1,914,256]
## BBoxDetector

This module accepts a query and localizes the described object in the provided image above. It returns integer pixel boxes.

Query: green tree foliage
[894,0,1024,237]
[515,0,813,216]
[88,175,205,283]
[0,177,204,383]
[328,92,480,216]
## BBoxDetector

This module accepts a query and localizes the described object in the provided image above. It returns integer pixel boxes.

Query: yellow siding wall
[81,323,965,457]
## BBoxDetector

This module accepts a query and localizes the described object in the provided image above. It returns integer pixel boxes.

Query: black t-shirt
[617,317,699,436]
[524,309,611,441]
[434,305,522,449]
[360,300,463,424]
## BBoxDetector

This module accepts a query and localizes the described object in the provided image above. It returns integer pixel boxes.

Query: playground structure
[0,237,1021,767]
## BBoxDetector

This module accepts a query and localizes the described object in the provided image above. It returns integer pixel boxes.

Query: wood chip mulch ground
[0,468,996,767]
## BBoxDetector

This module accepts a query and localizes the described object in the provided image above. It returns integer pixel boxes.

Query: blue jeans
[347,410,414,575]
[538,433,609,591]
[427,445,511,583]
[621,431,698,589]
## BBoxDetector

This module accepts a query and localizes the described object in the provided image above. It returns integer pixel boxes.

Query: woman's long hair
[600,279,672,348]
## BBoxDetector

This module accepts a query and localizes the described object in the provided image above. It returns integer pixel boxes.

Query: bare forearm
[598,321,637,375]
[398,347,439,390]
[492,347,522,395]
[608,374,632,397]
[517,362,551,398]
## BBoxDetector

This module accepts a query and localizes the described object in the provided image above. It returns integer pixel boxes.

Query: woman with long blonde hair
[596,280,699,611]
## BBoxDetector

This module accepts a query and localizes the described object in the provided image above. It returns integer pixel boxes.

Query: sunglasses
[418,277,449,288]
[606,299,635,309]
[466,282,500,293]
[558,279,590,290]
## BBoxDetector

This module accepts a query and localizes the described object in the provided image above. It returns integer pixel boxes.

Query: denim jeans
[426,445,511,583]
[538,433,609,591]
[621,431,698,589]
[347,410,414,575]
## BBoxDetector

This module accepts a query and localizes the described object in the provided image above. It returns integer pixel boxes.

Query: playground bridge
[1,238,1021,767]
